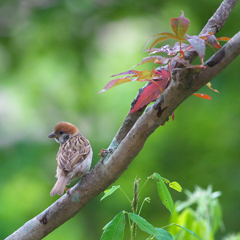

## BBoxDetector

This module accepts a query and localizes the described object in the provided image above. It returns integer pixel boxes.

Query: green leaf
[155,228,173,240]
[101,186,120,201]
[169,182,182,192]
[102,221,111,231]
[101,211,126,240]
[170,11,189,40]
[162,177,170,184]
[168,210,180,236]
[154,173,174,214]
[171,223,202,240]
[129,213,162,237]
[145,197,151,203]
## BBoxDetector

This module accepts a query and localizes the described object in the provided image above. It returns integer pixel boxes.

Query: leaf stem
[138,176,151,196]
[168,61,172,83]
[127,213,133,240]
[119,187,132,204]
[138,197,150,216]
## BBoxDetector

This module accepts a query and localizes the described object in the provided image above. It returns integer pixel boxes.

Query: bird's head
[48,122,79,144]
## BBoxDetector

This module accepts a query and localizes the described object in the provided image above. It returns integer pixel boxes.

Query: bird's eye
[59,130,64,134]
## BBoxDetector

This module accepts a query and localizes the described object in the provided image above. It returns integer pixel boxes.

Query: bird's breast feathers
[57,134,91,172]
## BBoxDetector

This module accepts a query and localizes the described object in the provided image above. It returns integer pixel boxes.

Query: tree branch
[6,0,239,239]
[112,0,238,145]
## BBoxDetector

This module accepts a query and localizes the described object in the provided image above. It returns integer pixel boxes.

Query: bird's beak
[48,132,58,138]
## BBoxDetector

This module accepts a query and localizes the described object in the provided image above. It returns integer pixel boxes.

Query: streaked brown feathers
[57,133,91,172]
[49,122,93,196]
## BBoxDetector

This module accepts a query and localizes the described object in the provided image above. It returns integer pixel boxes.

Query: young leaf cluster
[100,173,201,240]
[99,11,230,114]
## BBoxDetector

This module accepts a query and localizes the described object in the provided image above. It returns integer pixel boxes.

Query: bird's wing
[57,134,91,172]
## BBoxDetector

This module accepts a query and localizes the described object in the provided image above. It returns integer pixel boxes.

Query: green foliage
[223,233,240,240]
[168,186,224,240]
[101,211,126,240]
[153,173,175,214]
[101,183,240,240]
[101,174,201,240]
[101,185,121,201]
[129,213,164,237]
[168,223,202,240]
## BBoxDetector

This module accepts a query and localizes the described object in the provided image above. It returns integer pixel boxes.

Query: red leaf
[143,32,175,52]
[171,112,175,121]
[154,69,170,80]
[206,34,221,49]
[193,93,212,100]
[133,56,167,68]
[200,33,230,49]
[111,70,139,77]
[146,42,191,56]
[217,37,231,41]
[171,11,190,40]
[186,34,205,62]
[99,77,132,93]
[145,45,173,55]
[149,35,173,51]
[130,77,169,113]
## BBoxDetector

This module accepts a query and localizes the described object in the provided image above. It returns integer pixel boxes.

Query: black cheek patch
[63,135,70,142]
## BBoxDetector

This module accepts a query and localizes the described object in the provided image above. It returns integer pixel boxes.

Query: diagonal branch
[117,0,238,141]
[6,0,239,239]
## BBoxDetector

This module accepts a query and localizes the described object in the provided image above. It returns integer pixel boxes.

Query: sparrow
[48,122,93,196]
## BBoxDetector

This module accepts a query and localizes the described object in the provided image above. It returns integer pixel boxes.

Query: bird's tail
[50,176,70,196]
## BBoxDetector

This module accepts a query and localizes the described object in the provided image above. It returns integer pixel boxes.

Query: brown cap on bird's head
[48,122,79,138]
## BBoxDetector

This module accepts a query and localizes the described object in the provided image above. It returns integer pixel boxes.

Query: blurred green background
[0,0,239,239]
